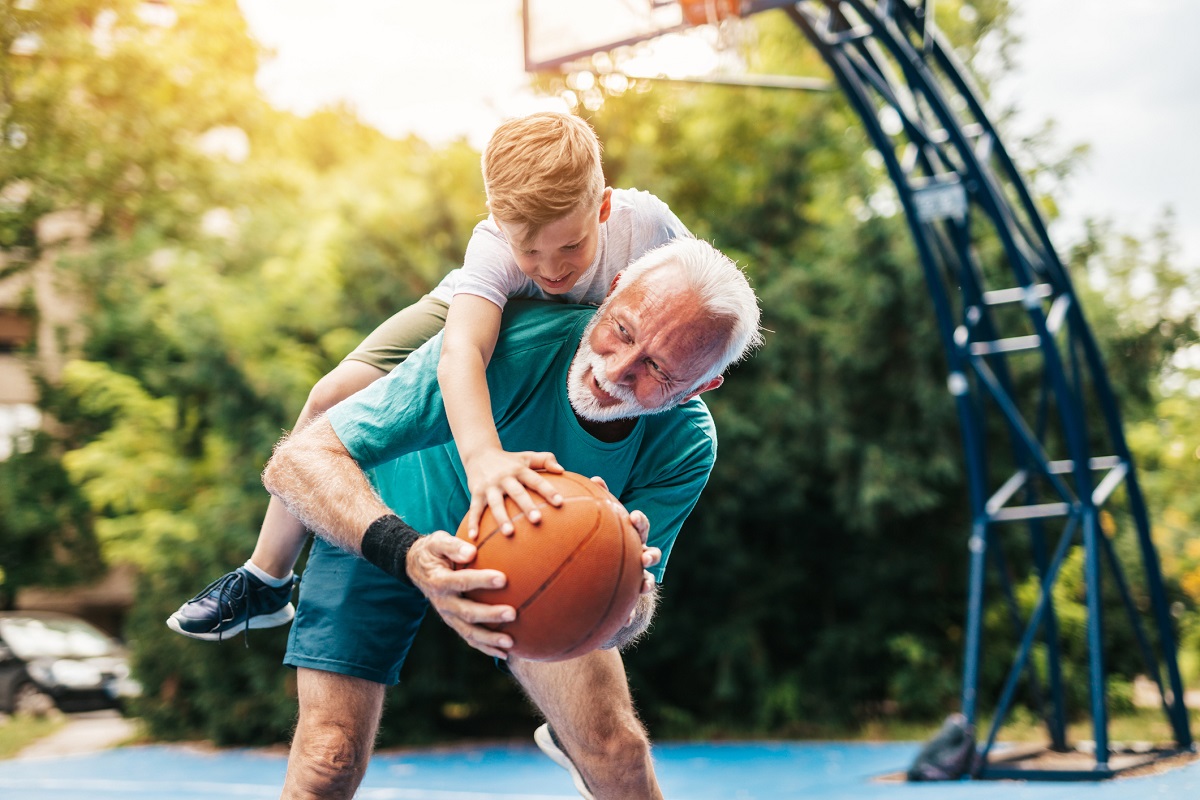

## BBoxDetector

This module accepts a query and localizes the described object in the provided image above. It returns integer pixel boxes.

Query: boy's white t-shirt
[428,188,692,309]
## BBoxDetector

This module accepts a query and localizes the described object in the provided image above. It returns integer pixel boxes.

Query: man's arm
[262,417,519,658]
[262,417,388,554]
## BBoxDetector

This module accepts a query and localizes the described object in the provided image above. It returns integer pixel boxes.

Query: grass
[853,707,1200,747]
[0,713,66,759]
[989,707,1200,746]
[671,708,1200,746]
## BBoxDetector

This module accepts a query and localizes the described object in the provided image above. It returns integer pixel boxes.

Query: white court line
[0,777,575,800]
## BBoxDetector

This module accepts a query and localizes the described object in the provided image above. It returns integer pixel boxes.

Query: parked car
[0,611,141,714]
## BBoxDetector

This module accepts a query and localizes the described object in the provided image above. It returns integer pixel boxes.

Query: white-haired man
[263,238,762,800]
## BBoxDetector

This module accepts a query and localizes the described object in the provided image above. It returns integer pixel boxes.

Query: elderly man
[263,237,761,800]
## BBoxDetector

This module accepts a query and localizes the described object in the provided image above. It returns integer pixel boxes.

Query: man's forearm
[261,416,390,555]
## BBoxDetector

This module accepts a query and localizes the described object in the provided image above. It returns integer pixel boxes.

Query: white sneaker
[534,723,595,800]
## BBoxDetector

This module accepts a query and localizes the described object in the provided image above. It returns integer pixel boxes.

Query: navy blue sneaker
[534,723,594,800]
[167,567,296,641]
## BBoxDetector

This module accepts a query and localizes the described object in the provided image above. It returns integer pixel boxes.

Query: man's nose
[605,347,639,385]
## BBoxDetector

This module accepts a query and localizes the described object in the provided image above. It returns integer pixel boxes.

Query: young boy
[167,112,693,640]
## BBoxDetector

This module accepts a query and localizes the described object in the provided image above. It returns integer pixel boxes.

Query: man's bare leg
[510,648,663,800]
[281,668,386,800]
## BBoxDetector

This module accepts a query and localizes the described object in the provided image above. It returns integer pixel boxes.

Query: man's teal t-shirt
[325,301,716,582]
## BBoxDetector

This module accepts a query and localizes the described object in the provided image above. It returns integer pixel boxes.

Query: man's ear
[597,187,613,224]
[683,375,723,402]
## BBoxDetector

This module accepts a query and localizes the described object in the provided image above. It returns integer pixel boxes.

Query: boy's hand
[464,449,565,539]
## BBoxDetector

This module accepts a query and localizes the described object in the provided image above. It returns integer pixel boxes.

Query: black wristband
[361,514,422,586]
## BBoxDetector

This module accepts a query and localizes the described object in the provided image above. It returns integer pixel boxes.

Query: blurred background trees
[0,0,1196,745]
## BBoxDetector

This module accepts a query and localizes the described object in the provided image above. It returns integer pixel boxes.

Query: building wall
[3,210,134,637]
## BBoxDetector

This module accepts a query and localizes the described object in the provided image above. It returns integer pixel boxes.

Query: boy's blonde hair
[482,112,605,247]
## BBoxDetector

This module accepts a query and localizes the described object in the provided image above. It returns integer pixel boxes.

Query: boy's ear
[608,271,623,296]
[597,187,613,223]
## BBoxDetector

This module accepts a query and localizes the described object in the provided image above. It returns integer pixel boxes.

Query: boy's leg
[166,358,386,641]
[167,296,448,640]
[510,648,663,800]
[282,668,386,800]
[250,360,387,577]
[248,293,449,577]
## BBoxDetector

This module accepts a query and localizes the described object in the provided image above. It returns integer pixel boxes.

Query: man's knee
[574,713,650,766]
[292,718,373,791]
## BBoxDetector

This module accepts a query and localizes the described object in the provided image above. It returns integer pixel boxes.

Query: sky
[236,0,1200,268]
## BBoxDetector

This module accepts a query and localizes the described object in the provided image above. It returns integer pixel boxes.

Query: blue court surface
[1,740,1197,799]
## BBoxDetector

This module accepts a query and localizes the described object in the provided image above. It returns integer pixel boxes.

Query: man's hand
[405,532,517,659]
[462,449,565,539]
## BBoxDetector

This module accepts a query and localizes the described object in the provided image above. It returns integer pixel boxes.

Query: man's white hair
[609,237,764,384]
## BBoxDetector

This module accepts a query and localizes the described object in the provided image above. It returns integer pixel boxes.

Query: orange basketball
[455,471,644,662]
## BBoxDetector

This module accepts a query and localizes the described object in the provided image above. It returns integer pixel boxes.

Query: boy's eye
[562,242,581,251]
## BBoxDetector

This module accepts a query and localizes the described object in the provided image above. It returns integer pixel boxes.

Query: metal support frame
[522,0,1193,781]
[783,0,1191,778]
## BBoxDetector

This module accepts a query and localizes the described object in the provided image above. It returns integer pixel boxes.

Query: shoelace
[186,570,251,645]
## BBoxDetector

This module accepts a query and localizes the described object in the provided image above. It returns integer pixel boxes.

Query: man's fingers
[629,509,649,543]
[414,531,476,565]
[437,591,515,626]
[588,475,609,493]
[641,569,657,595]
[641,546,661,569]
[437,565,507,594]
[437,604,515,658]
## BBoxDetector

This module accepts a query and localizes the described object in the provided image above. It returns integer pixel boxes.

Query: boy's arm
[438,294,565,538]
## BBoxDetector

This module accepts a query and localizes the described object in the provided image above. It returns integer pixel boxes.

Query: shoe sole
[166,603,296,641]
[534,723,595,800]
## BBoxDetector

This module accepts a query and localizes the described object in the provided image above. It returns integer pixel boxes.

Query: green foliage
[0,430,100,608]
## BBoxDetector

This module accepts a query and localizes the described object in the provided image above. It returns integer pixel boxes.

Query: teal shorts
[284,537,429,685]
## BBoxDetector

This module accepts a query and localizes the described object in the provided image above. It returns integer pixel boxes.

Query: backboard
[522,0,827,89]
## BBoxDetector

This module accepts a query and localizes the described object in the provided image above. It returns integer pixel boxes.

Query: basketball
[455,471,644,662]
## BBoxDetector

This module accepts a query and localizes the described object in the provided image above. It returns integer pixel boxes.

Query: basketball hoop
[678,0,744,27]
[522,0,827,96]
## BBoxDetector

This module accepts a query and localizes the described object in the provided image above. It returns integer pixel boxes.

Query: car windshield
[0,617,118,659]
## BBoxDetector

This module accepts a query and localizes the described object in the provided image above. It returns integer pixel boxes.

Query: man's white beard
[568,338,645,422]
[567,317,688,423]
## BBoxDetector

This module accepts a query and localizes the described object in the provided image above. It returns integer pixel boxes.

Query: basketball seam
[515,496,605,614]
[559,510,633,659]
